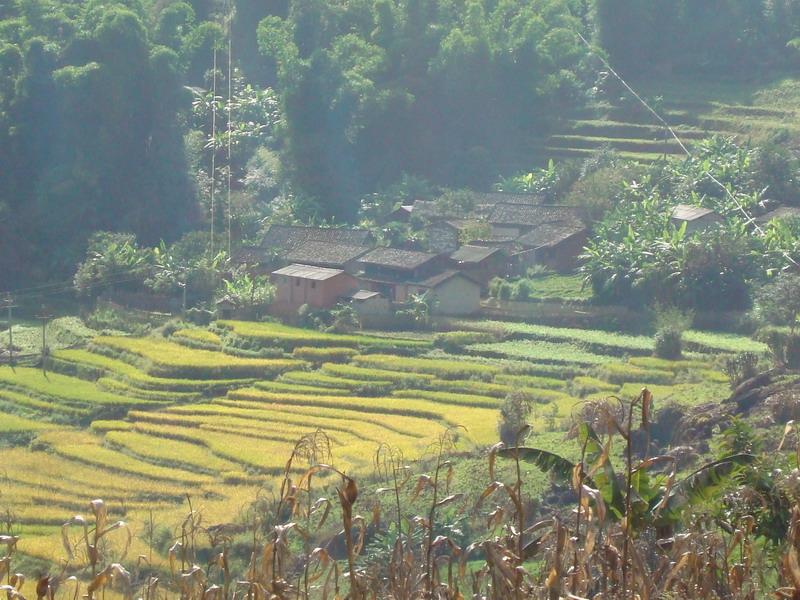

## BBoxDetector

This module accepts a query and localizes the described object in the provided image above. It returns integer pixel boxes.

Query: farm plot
[92,336,303,379]
[0,316,746,568]
[217,320,430,352]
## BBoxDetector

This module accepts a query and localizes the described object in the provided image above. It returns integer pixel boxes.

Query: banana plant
[496,399,755,536]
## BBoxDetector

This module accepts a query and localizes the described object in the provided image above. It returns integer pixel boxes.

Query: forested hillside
[2,0,800,287]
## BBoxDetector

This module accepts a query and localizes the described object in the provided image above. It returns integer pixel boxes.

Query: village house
[283,241,372,273]
[755,205,800,225]
[425,220,461,254]
[237,225,375,272]
[449,245,508,286]
[670,204,724,234]
[415,271,481,316]
[488,203,584,236]
[483,203,588,272]
[382,204,414,223]
[513,221,589,272]
[342,289,391,324]
[270,264,357,315]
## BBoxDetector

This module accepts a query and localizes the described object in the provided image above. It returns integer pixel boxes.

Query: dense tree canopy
[257,0,594,221]
[3,0,800,289]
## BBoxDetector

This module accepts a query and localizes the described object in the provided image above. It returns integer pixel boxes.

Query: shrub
[653,306,693,360]
[654,328,683,360]
[757,326,800,369]
[498,392,532,446]
[513,280,533,301]
[755,273,800,332]
[498,282,513,301]
[724,352,760,389]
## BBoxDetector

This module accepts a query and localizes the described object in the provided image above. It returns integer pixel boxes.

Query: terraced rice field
[0,317,760,567]
[536,76,800,163]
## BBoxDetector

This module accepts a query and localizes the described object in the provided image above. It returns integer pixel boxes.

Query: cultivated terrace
[3,1,800,599]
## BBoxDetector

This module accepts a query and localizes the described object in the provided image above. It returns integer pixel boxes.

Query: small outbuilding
[416,270,481,316]
[670,204,724,234]
[449,245,508,286]
[270,263,356,315]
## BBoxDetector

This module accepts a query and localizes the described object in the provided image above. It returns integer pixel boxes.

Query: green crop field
[0,316,745,565]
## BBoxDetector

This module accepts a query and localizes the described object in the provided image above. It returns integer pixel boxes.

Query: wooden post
[36,307,53,376]
[3,293,16,367]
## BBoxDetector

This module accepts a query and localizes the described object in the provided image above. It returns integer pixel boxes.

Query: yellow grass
[105,430,240,473]
[93,337,303,379]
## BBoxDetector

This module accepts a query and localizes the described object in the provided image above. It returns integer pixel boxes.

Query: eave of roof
[272,263,346,281]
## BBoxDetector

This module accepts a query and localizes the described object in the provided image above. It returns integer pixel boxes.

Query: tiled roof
[755,205,800,224]
[488,203,583,226]
[516,222,587,249]
[272,264,346,281]
[344,290,383,301]
[470,192,543,206]
[671,204,718,221]
[418,270,479,288]
[450,245,502,264]
[261,225,373,249]
[285,241,371,267]
[358,247,438,270]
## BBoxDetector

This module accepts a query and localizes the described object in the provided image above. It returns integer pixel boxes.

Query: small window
[311,281,316,289]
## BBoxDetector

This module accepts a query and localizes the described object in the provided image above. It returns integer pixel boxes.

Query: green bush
[757,326,800,369]
[654,328,683,360]
[498,282,513,301]
[513,280,533,301]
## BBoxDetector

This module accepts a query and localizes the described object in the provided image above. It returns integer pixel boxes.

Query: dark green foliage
[756,274,800,333]
[0,0,196,286]
[257,0,591,221]
[594,0,800,76]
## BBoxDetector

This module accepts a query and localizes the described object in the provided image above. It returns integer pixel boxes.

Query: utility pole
[2,293,16,367]
[35,306,53,376]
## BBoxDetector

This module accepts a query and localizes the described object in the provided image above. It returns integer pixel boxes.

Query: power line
[210,46,218,256]
[574,31,800,270]
[227,1,233,258]
[3,293,17,367]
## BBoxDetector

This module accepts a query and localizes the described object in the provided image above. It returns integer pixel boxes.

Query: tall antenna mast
[210,46,218,255]
[227,2,233,257]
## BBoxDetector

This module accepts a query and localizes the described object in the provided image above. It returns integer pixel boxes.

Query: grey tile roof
[358,247,438,270]
[450,245,502,264]
[470,192,544,206]
[418,270,480,288]
[488,203,583,226]
[344,290,383,301]
[261,225,374,249]
[272,263,346,281]
[516,222,587,249]
[285,241,372,267]
[671,204,718,221]
[755,205,800,224]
